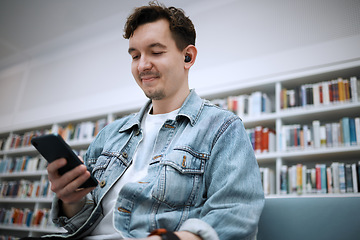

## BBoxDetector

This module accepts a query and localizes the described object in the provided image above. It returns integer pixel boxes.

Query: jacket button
[100,180,106,188]
[122,152,128,158]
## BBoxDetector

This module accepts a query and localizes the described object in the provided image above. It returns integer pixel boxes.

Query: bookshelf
[1,59,360,238]
[218,60,360,197]
[0,123,97,238]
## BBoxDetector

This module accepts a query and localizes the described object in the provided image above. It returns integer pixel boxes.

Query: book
[227,96,237,114]
[313,83,320,106]
[303,125,311,148]
[254,126,263,153]
[261,128,269,153]
[358,161,360,190]
[301,85,307,107]
[306,169,313,193]
[325,123,333,147]
[349,118,357,145]
[355,117,360,145]
[351,163,358,193]
[280,165,288,194]
[296,164,303,194]
[320,126,327,147]
[341,117,351,146]
[344,79,351,101]
[237,95,249,117]
[262,93,272,114]
[331,122,340,147]
[338,78,345,102]
[322,81,330,105]
[350,76,359,102]
[314,164,327,194]
[312,120,321,148]
[281,88,287,109]
[338,163,346,193]
[260,167,275,195]
[326,167,333,193]
[345,164,354,193]
[249,91,262,116]
[289,165,297,194]
[287,89,296,107]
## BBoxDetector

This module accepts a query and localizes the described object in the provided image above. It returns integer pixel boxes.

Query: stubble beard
[139,71,165,100]
[145,89,166,100]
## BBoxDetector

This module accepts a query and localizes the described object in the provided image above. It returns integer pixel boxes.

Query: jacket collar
[119,89,204,133]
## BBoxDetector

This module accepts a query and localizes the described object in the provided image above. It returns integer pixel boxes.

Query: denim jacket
[50,90,264,240]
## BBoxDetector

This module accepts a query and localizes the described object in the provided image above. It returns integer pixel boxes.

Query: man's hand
[47,157,96,217]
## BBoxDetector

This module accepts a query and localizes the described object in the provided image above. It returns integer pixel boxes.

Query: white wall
[1,0,360,133]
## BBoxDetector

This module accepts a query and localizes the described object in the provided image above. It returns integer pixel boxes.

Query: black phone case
[31,134,98,188]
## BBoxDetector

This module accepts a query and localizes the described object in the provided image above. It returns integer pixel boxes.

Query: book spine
[313,120,321,148]
[351,163,358,193]
[350,76,358,102]
[341,117,351,146]
[338,163,346,193]
[355,117,360,146]
[345,164,354,193]
[296,164,303,194]
[280,165,288,194]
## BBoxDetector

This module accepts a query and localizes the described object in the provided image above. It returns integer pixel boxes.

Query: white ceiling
[0,0,201,70]
[2,0,359,73]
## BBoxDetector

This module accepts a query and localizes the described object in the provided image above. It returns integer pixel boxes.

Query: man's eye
[153,52,164,55]
[132,55,139,60]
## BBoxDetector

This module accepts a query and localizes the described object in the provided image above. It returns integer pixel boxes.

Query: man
[46,2,264,240]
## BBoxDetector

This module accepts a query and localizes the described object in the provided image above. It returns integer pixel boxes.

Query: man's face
[128,19,188,101]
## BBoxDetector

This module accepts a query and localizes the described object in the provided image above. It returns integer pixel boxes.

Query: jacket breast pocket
[91,152,116,180]
[151,147,208,208]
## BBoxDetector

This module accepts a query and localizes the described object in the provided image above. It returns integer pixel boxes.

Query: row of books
[260,167,275,195]
[0,179,54,199]
[281,76,360,109]
[281,117,360,151]
[280,161,360,195]
[212,91,272,118]
[0,207,54,229]
[0,235,19,240]
[52,118,107,143]
[0,118,108,152]
[247,126,276,153]
[0,129,50,152]
[0,156,47,174]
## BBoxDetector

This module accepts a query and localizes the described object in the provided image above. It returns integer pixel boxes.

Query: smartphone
[31,134,98,188]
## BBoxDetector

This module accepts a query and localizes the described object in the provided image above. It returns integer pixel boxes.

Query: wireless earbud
[184,56,191,63]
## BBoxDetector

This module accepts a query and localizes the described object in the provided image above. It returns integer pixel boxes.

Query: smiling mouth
[139,72,160,81]
[141,76,158,81]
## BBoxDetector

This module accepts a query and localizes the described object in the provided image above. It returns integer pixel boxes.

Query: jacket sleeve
[184,116,264,240]
[51,193,96,233]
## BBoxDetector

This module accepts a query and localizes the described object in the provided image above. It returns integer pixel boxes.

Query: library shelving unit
[1,59,360,238]
[0,122,104,238]
[219,59,360,197]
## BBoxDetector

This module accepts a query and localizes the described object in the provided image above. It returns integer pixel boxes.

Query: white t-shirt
[85,107,179,239]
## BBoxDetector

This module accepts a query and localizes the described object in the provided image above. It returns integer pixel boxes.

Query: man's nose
[138,55,152,72]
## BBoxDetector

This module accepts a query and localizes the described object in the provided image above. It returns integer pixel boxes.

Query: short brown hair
[123,1,196,51]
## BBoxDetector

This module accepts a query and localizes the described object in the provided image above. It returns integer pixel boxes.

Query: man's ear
[183,45,197,69]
